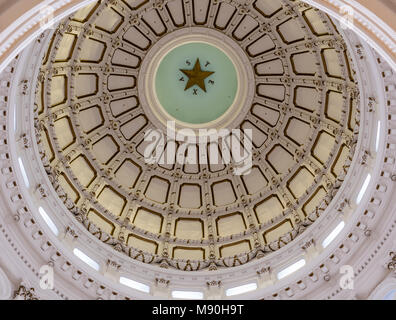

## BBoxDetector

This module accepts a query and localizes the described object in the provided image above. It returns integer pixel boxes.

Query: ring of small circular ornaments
[139,27,255,137]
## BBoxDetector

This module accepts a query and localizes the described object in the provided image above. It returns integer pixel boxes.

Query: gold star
[180,58,215,92]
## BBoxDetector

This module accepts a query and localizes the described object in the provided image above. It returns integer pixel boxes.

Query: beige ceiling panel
[58,173,80,204]
[325,90,344,123]
[215,2,236,30]
[110,96,139,118]
[173,247,205,260]
[207,143,226,172]
[80,38,107,63]
[95,7,124,34]
[266,144,295,174]
[303,8,329,36]
[114,159,142,189]
[257,84,285,102]
[332,144,350,177]
[287,167,315,199]
[97,186,126,216]
[178,184,202,209]
[174,218,204,240]
[322,48,343,78]
[53,117,75,150]
[303,186,327,215]
[88,209,115,235]
[158,141,177,170]
[211,180,236,206]
[294,86,320,112]
[216,212,246,237]
[122,0,149,10]
[233,15,259,41]
[50,75,67,107]
[112,49,141,68]
[193,0,210,25]
[132,208,163,234]
[128,235,158,254]
[277,18,305,44]
[166,0,185,27]
[220,240,251,258]
[144,176,170,203]
[142,9,166,36]
[255,58,284,76]
[241,121,268,148]
[284,117,312,146]
[92,135,120,165]
[242,166,268,195]
[263,219,293,243]
[107,74,136,92]
[79,105,104,134]
[254,195,284,224]
[72,2,98,23]
[247,35,275,57]
[183,144,200,174]
[40,128,54,162]
[251,104,280,127]
[55,33,77,62]
[291,51,317,75]
[312,130,336,164]
[75,74,98,99]
[253,0,283,18]
[120,115,148,140]
[123,27,151,50]
[70,155,96,188]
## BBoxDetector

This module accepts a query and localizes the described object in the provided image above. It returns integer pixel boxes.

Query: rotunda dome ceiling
[34,0,359,271]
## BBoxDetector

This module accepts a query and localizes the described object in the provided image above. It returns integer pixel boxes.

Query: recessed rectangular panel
[53,117,75,150]
[110,96,139,118]
[166,0,186,27]
[95,7,124,34]
[174,218,204,240]
[220,240,251,258]
[211,180,236,206]
[294,86,319,112]
[215,2,236,30]
[107,74,136,92]
[79,105,104,134]
[128,234,158,254]
[193,0,210,25]
[173,247,205,260]
[303,8,329,36]
[277,18,305,44]
[97,186,126,216]
[266,144,295,175]
[241,166,268,195]
[311,130,336,164]
[257,84,285,102]
[144,176,170,203]
[322,48,343,78]
[178,184,202,208]
[92,135,120,165]
[247,35,275,57]
[263,219,293,244]
[251,104,280,127]
[325,90,344,123]
[302,186,327,215]
[114,159,142,189]
[287,167,315,199]
[70,155,96,187]
[50,75,67,107]
[232,15,259,41]
[216,213,246,237]
[254,195,284,224]
[88,209,115,235]
[133,208,163,234]
[253,0,283,18]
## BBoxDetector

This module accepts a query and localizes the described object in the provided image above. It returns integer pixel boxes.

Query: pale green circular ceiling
[155,42,238,124]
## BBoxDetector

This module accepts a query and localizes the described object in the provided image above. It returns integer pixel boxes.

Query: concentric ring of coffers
[35,0,359,271]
